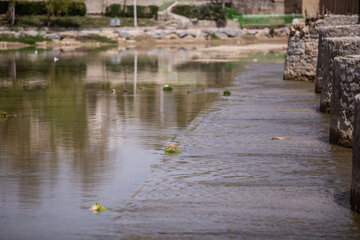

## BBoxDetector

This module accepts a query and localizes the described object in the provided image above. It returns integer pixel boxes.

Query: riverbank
[0,25,288,51]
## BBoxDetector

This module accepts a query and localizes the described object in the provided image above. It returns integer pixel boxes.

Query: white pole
[133,52,138,96]
[133,0,137,27]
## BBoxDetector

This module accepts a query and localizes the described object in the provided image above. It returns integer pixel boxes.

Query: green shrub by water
[0,34,51,45]
[172,4,226,27]
[83,35,117,44]
[1,1,86,16]
[0,1,8,14]
[105,4,158,19]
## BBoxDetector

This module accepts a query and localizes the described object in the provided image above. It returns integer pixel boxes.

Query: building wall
[230,0,284,14]
[319,0,359,14]
[85,0,162,15]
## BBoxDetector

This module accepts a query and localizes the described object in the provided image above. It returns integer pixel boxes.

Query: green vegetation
[82,35,117,44]
[0,1,8,14]
[90,203,109,214]
[165,148,181,155]
[163,85,173,91]
[105,4,159,19]
[0,34,51,45]
[237,14,303,27]
[270,26,275,37]
[223,90,231,96]
[224,7,237,20]
[210,34,220,40]
[172,4,226,27]
[238,52,287,64]
[0,112,7,120]
[0,0,86,16]
[10,15,157,28]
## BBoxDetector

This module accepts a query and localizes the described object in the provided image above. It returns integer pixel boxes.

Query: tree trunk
[7,0,15,25]
[123,0,127,12]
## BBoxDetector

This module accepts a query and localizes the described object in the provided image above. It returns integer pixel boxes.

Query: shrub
[105,4,158,18]
[15,2,47,15]
[224,7,237,20]
[66,1,86,16]
[105,4,122,17]
[172,4,226,27]
[18,16,47,27]
[51,17,80,28]
[270,26,275,37]
[3,1,86,16]
[0,34,51,45]
[0,1,9,14]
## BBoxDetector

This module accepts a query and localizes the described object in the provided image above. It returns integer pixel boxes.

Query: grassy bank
[0,15,159,28]
[0,34,51,45]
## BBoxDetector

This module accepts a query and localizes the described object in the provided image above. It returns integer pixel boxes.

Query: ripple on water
[116,63,358,239]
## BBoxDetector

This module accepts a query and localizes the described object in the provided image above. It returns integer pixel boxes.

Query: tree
[209,0,232,8]
[7,0,15,25]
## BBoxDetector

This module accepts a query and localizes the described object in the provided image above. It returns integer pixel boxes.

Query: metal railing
[237,14,303,27]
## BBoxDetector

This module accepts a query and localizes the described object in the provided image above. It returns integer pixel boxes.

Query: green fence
[237,14,303,27]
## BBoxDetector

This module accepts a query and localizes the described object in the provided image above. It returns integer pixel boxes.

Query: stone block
[330,56,360,147]
[315,25,360,93]
[320,37,360,113]
[350,93,360,211]
[284,15,359,82]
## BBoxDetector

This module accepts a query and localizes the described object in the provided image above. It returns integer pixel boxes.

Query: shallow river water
[0,47,359,240]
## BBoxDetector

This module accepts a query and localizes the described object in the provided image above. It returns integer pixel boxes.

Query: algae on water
[165,144,181,155]
[0,112,7,120]
[90,203,109,214]
[223,90,231,96]
[163,85,173,91]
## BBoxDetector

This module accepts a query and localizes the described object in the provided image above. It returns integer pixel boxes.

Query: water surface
[0,48,358,239]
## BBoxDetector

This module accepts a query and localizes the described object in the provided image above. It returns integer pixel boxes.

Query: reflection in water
[0,48,238,240]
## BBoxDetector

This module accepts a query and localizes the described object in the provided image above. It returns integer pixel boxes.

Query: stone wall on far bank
[330,55,360,148]
[351,93,360,211]
[319,37,360,114]
[315,25,360,94]
[283,15,359,82]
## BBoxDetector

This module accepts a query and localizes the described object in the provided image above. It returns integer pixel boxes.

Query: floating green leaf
[0,112,7,120]
[165,145,181,155]
[90,203,109,214]
[163,85,173,91]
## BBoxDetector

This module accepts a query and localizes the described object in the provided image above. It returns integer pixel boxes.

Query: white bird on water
[34,50,38,55]
[54,57,59,62]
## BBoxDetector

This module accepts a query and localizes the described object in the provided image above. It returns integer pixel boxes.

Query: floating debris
[165,144,181,155]
[111,89,116,94]
[90,203,109,214]
[272,137,289,140]
[223,91,231,96]
[163,85,173,91]
[0,112,7,120]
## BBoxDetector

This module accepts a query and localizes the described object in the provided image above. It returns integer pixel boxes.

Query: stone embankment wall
[283,15,359,81]
[351,93,360,211]
[0,26,288,43]
[319,37,360,113]
[315,25,360,93]
[330,56,360,148]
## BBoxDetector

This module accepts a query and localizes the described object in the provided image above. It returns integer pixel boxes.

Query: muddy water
[0,48,359,239]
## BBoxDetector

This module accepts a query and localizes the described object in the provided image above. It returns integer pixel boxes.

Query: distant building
[2,0,358,16]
